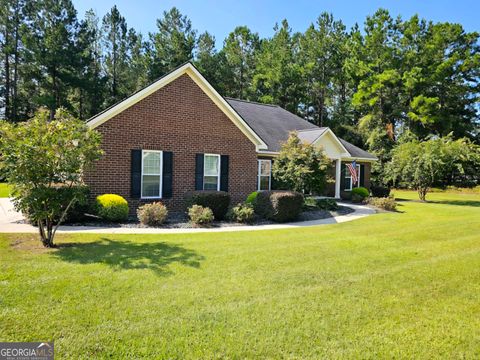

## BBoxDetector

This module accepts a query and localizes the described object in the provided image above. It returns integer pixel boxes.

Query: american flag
[347,160,358,185]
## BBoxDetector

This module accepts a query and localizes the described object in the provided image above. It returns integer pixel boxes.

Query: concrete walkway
[0,198,375,234]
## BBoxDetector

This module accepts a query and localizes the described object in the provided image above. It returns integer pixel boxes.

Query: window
[344,164,360,191]
[258,159,272,191]
[141,150,162,198]
[203,154,220,190]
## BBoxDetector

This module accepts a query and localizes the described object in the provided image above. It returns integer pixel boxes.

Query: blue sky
[72,0,479,47]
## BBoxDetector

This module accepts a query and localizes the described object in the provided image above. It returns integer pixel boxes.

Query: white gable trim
[86,63,268,151]
[312,128,351,157]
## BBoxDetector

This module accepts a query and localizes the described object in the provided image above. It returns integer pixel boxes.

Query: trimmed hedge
[371,184,390,198]
[184,191,230,220]
[95,194,129,222]
[351,187,369,203]
[254,191,304,222]
[245,191,259,205]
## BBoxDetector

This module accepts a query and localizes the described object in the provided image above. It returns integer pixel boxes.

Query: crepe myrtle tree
[0,108,102,247]
[387,135,480,201]
[272,132,330,194]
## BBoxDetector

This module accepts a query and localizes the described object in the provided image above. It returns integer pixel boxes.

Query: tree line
[1,1,479,183]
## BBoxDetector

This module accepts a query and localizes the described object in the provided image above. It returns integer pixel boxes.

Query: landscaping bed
[48,205,354,229]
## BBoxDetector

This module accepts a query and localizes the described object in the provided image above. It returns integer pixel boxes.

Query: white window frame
[257,159,272,191]
[344,164,361,191]
[203,153,221,191]
[141,150,163,199]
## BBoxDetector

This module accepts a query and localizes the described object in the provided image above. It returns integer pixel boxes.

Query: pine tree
[252,20,303,113]
[148,7,196,80]
[102,5,130,104]
[220,26,260,99]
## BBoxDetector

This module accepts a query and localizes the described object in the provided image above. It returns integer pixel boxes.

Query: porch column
[335,158,341,199]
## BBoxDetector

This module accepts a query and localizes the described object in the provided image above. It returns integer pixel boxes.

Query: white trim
[257,159,272,191]
[335,158,341,199]
[341,157,378,162]
[312,128,351,156]
[141,150,163,199]
[203,153,221,191]
[344,164,361,192]
[86,62,268,151]
[256,150,279,156]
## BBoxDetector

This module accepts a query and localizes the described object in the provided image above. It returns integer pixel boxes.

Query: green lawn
[1,191,480,358]
[0,182,11,197]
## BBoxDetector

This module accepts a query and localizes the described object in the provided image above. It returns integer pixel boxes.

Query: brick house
[85,62,376,213]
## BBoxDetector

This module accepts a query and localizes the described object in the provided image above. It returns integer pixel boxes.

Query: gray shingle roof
[226,97,376,159]
[339,139,377,159]
[297,128,328,144]
[226,98,318,152]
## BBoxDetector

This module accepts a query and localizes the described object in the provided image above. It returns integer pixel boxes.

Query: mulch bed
[59,205,355,229]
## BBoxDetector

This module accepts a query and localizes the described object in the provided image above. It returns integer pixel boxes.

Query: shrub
[184,191,230,220]
[367,196,397,211]
[351,187,369,203]
[245,191,259,205]
[371,184,390,198]
[228,203,255,223]
[95,194,129,222]
[137,202,168,226]
[303,197,338,211]
[254,191,304,222]
[188,205,214,225]
[315,198,339,211]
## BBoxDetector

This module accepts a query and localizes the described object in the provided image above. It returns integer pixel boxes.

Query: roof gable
[86,63,267,151]
[306,128,350,158]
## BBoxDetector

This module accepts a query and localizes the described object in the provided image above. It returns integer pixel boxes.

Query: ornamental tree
[0,108,102,247]
[387,136,480,201]
[272,132,330,194]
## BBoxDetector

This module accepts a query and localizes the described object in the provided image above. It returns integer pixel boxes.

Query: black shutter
[340,163,346,192]
[162,151,173,198]
[220,155,229,192]
[359,164,365,187]
[195,154,204,190]
[131,149,142,198]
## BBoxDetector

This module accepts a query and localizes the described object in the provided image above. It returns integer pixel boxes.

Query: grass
[0,182,11,197]
[1,190,480,358]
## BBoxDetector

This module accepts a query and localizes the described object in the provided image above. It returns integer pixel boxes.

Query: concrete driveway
[0,198,24,226]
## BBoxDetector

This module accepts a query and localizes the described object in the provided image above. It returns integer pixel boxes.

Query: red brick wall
[84,74,258,213]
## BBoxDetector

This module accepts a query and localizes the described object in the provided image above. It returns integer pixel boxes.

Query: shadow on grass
[395,197,480,208]
[429,200,480,208]
[52,238,204,276]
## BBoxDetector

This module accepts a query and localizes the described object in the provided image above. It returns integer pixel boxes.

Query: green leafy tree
[272,132,330,194]
[0,108,102,247]
[387,136,480,201]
